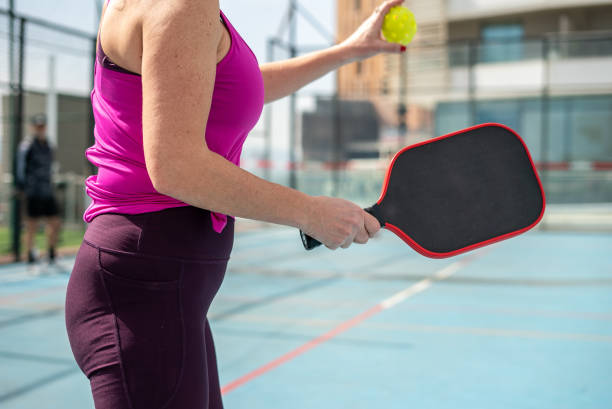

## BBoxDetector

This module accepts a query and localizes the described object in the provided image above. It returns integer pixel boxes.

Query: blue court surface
[1,225,611,408]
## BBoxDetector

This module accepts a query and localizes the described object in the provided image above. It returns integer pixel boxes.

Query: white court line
[380,257,472,310]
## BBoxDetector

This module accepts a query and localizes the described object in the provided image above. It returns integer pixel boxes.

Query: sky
[2,0,337,93]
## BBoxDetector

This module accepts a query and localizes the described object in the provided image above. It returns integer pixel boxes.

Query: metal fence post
[540,37,550,183]
[332,93,342,197]
[398,51,407,150]
[264,38,275,182]
[88,37,97,175]
[288,0,298,189]
[8,0,14,82]
[468,40,477,125]
[540,36,550,229]
[10,17,26,262]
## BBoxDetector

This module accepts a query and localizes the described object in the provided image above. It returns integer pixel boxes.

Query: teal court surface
[1,225,611,409]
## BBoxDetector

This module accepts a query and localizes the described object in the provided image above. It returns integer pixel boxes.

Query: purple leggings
[65,206,234,409]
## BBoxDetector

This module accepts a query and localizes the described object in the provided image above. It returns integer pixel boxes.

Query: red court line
[221,304,383,395]
[593,162,612,170]
[221,254,482,395]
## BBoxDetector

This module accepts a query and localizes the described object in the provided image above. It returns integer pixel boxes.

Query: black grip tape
[300,230,322,250]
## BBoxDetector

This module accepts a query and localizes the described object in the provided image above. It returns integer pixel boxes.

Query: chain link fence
[2,7,611,260]
[242,33,612,227]
[0,7,95,260]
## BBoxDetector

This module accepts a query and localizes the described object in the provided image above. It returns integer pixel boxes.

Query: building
[337,0,447,99]
[336,0,612,167]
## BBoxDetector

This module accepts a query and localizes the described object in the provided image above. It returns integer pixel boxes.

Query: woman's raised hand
[340,0,407,61]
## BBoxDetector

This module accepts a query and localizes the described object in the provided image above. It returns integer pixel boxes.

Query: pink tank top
[84,4,264,233]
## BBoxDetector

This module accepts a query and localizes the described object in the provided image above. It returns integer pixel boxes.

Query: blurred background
[0,1,611,408]
[1,0,612,260]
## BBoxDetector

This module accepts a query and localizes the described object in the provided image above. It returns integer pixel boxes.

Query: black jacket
[16,136,56,198]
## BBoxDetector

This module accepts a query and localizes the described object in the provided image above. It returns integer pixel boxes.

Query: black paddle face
[371,123,545,257]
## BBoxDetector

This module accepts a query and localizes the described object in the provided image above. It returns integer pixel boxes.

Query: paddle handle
[300,230,322,250]
[299,205,381,250]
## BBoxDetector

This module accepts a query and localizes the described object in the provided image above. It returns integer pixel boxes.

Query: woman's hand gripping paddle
[300,123,545,258]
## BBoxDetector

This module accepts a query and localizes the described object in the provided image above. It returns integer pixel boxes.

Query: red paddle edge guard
[379,123,547,259]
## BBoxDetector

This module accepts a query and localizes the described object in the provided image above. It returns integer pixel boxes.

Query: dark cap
[30,113,47,126]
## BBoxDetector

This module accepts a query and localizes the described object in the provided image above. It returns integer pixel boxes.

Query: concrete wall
[57,94,91,175]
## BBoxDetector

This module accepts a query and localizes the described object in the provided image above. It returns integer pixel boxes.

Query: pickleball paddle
[300,123,545,258]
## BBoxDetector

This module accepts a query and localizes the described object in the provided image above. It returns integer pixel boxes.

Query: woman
[65,0,407,408]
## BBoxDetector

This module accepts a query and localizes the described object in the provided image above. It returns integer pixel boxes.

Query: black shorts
[26,195,59,218]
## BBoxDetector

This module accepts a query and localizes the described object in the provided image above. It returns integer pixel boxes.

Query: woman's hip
[65,237,229,407]
[66,206,233,380]
[83,206,234,261]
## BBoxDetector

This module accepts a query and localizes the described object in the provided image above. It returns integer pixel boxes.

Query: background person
[15,113,62,267]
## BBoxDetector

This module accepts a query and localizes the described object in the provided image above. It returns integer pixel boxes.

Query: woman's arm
[261,44,353,104]
[141,0,379,249]
[261,0,405,103]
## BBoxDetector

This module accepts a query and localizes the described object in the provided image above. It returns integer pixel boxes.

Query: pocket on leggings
[97,247,184,409]
[98,247,181,289]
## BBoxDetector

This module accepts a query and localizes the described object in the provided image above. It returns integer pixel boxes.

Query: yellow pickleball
[382,6,417,46]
